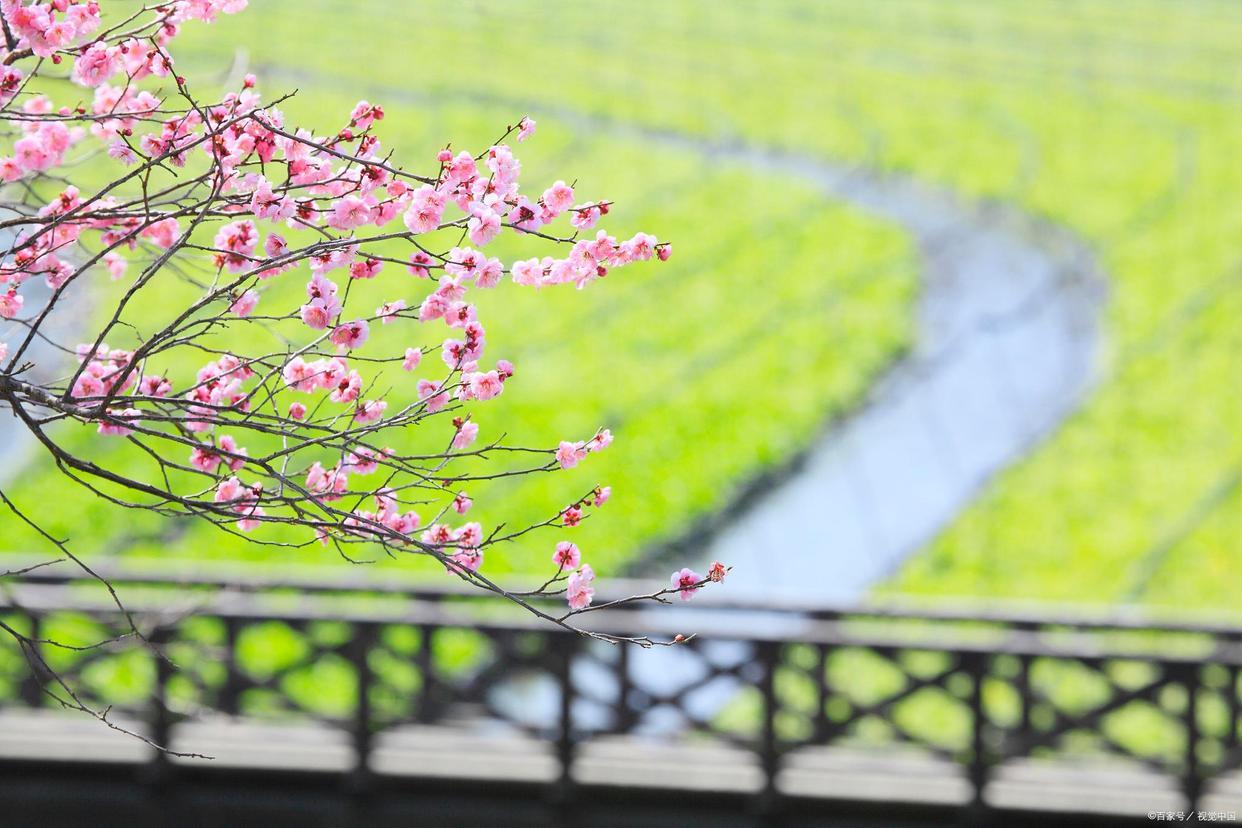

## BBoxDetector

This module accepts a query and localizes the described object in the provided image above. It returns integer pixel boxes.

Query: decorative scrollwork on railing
[3,562,1242,818]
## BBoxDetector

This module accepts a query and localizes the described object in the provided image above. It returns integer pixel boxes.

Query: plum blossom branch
[0,0,722,738]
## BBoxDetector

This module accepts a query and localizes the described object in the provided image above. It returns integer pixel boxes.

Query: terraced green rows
[165,0,1242,608]
[1,89,916,576]
[12,0,1242,613]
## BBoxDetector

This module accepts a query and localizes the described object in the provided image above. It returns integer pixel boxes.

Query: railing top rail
[4,580,1242,664]
[6,555,1242,638]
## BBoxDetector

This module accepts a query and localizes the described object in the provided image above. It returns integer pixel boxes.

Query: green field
[0,28,918,578]
[7,0,1242,613]
[185,0,1242,609]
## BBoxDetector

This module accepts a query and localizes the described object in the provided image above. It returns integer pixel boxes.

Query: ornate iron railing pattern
[4,562,1242,817]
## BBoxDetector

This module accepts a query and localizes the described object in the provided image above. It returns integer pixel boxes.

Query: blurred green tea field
[0,23,920,577]
[7,0,1242,612]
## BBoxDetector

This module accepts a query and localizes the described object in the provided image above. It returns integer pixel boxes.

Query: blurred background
[3,1,1242,823]
[9,0,1240,609]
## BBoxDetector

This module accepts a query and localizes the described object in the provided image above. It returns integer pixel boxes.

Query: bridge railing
[4,559,1242,817]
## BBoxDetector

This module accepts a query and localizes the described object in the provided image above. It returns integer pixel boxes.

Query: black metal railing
[4,560,1242,819]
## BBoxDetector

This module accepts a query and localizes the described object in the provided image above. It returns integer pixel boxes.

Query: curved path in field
[249,70,1111,603]
[605,135,1108,729]
[0,250,83,488]
[659,142,1109,602]
[1,71,1110,606]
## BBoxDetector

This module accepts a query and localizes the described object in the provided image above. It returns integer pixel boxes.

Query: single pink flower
[377,299,406,324]
[671,568,703,601]
[587,428,613,452]
[470,370,503,401]
[556,440,587,469]
[97,407,139,437]
[350,258,384,280]
[328,195,372,230]
[407,251,435,278]
[517,116,536,142]
[552,541,581,571]
[0,289,23,319]
[417,379,450,412]
[229,289,259,317]
[450,547,483,573]
[592,486,612,507]
[403,185,446,234]
[453,420,479,449]
[566,564,595,610]
[542,181,574,214]
[139,375,171,398]
[355,399,387,424]
[330,370,363,404]
[467,202,501,247]
[419,292,450,322]
[475,257,504,288]
[455,522,483,547]
[330,319,369,350]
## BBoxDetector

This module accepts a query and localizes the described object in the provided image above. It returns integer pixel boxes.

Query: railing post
[18,612,44,707]
[967,652,989,809]
[757,641,781,810]
[416,624,434,724]
[1229,665,1239,750]
[220,616,241,716]
[814,644,829,742]
[348,623,374,790]
[1183,662,1201,812]
[146,625,174,783]
[615,641,634,733]
[555,633,576,790]
[1016,654,1032,739]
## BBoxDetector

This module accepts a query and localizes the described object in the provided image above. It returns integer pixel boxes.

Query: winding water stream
[0,247,82,487]
[502,135,1106,731]
[673,147,1108,602]
[237,69,1110,602]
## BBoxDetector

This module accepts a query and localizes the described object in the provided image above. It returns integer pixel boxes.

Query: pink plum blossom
[566,564,595,610]
[403,185,446,234]
[556,441,587,469]
[587,429,613,452]
[517,116,536,142]
[671,568,703,601]
[542,181,574,214]
[97,407,140,437]
[330,319,369,350]
[377,299,406,323]
[229,289,259,317]
[0,0,685,630]
[452,420,478,449]
[467,202,501,246]
[552,541,581,571]
[469,370,503,401]
[0,289,24,318]
[592,486,612,507]
[354,399,387,423]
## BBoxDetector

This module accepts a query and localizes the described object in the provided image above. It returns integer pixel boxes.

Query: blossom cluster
[0,0,721,618]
